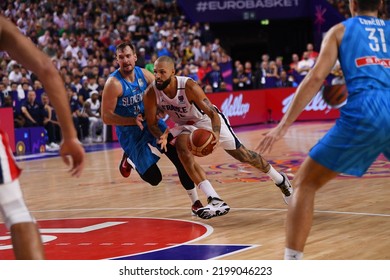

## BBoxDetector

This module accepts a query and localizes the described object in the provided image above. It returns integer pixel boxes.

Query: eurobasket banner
[176,0,344,49]
[176,0,310,23]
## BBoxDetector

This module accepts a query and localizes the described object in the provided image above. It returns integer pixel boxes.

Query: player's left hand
[157,128,169,152]
[59,138,85,177]
[135,114,144,130]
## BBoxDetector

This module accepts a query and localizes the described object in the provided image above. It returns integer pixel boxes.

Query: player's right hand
[256,124,288,154]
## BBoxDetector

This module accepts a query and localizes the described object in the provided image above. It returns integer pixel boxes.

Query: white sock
[186,188,199,204]
[197,180,219,199]
[267,165,283,184]
[284,248,303,260]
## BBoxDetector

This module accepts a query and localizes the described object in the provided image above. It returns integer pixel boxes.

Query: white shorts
[169,111,242,151]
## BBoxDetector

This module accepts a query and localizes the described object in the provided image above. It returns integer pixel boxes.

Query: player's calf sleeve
[164,142,194,190]
[0,180,35,229]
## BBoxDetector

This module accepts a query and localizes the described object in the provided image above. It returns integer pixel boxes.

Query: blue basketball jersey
[340,16,390,96]
[110,66,147,119]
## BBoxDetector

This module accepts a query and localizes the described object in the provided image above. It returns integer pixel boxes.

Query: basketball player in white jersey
[143,56,292,219]
[0,15,85,259]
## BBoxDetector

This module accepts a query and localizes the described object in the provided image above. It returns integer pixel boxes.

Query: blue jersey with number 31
[340,16,390,96]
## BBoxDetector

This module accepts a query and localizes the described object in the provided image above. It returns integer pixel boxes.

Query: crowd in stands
[0,0,345,150]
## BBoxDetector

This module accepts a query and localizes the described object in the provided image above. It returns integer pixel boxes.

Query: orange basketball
[322,84,348,108]
[187,128,216,157]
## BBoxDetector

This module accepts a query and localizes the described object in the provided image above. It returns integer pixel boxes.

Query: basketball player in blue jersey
[0,15,85,259]
[143,56,293,219]
[102,42,218,218]
[257,0,390,259]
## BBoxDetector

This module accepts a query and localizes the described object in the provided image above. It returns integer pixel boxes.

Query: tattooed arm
[185,79,221,144]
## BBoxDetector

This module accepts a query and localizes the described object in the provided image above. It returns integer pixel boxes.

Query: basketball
[322,84,348,108]
[187,128,216,157]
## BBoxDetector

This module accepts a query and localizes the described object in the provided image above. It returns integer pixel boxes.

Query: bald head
[155,56,175,70]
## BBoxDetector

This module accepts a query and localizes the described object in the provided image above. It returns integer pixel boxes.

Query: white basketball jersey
[153,76,208,125]
[85,98,101,116]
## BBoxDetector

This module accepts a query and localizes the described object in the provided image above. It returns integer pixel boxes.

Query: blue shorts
[116,119,167,175]
[309,91,390,177]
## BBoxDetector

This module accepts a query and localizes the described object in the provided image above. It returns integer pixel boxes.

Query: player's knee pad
[0,180,35,229]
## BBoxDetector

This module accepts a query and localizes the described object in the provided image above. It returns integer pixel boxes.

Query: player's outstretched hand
[59,138,85,177]
[256,124,288,154]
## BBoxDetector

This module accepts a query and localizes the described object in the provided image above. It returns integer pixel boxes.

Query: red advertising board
[265,87,340,121]
[207,88,340,127]
[207,90,269,125]
[0,108,15,152]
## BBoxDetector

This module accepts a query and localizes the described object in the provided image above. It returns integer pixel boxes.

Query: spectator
[243,61,254,89]
[37,30,51,48]
[202,61,224,92]
[276,70,297,88]
[64,38,80,59]
[289,53,300,74]
[306,43,319,61]
[275,56,285,75]
[296,51,314,83]
[86,73,99,92]
[191,39,203,63]
[67,87,90,143]
[253,61,268,89]
[145,53,158,74]
[297,51,315,77]
[197,59,211,87]
[33,80,45,102]
[59,32,70,49]
[20,90,43,127]
[41,93,61,151]
[233,63,249,91]
[83,90,103,143]
[8,64,23,83]
[126,9,141,33]
[156,36,171,57]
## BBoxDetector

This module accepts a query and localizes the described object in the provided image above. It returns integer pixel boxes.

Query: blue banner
[177,0,310,23]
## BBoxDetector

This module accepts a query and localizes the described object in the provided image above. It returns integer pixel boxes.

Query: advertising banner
[207,87,340,127]
[265,87,340,121]
[208,90,269,126]
[177,0,310,23]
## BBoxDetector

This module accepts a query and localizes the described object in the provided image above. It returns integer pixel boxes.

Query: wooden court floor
[6,121,390,260]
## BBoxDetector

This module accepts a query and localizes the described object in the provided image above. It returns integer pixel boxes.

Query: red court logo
[0,217,211,260]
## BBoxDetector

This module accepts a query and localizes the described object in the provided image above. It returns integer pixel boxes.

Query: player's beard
[121,63,134,75]
[155,76,171,90]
